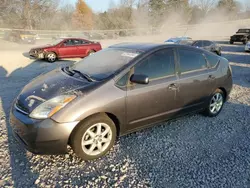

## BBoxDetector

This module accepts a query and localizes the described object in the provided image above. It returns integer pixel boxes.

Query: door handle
[168,83,178,90]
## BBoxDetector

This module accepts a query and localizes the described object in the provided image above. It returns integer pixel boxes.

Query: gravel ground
[0,39,250,188]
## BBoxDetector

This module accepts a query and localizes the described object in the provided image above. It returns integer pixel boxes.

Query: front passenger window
[179,49,207,73]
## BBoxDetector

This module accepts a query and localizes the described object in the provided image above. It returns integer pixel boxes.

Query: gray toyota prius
[10,43,233,160]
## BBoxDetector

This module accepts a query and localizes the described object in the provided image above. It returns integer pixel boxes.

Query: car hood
[31,44,53,50]
[16,68,95,114]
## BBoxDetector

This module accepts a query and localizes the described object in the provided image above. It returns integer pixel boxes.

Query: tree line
[0,0,249,30]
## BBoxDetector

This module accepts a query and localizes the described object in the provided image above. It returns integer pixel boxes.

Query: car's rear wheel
[216,51,221,56]
[46,52,57,63]
[70,114,117,160]
[203,89,225,117]
[88,50,95,56]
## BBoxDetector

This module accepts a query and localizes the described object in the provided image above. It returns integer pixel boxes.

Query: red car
[29,38,102,63]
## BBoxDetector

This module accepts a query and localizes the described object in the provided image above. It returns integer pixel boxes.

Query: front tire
[70,114,117,160]
[203,89,225,117]
[46,52,57,63]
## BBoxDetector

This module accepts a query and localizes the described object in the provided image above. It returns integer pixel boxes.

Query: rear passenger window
[204,52,219,67]
[179,49,207,73]
[203,41,212,46]
[134,49,175,80]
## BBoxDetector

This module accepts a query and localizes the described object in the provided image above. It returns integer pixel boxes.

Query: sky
[67,0,248,12]
[68,0,119,12]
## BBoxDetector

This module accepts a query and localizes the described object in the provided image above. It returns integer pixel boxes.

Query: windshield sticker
[121,52,139,58]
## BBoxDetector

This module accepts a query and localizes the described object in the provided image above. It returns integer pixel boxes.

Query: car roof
[109,42,197,52]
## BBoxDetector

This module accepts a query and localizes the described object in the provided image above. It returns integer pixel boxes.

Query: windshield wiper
[71,69,95,82]
[63,67,95,82]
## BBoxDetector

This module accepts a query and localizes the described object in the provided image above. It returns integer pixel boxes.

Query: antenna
[183,26,189,37]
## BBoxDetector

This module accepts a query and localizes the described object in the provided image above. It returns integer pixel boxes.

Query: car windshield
[167,38,180,42]
[49,39,63,45]
[237,29,250,33]
[72,48,141,80]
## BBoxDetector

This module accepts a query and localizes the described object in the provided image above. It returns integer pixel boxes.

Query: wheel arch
[68,112,121,144]
[218,87,227,101]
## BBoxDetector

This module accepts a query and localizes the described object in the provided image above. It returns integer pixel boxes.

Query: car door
[75,39,90,57]
[125,48,180,131]
[176,47,211,113]
[57,39,78,58]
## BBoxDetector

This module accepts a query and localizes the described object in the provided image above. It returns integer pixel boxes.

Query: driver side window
[64,39,74,46]
[134,49,176,80]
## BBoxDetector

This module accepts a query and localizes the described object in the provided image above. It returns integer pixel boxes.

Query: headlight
[29,95,76,119]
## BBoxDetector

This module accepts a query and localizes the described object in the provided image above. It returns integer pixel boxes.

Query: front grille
[15,100,29,115]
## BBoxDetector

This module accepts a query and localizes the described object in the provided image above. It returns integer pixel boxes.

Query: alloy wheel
[209,93,223,114]
[47,53,56,62]
[81,123,112,156]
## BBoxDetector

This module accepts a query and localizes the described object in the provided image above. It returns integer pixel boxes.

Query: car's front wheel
[203,89,225,117]
[70,114,117,160]
[46,52,57,63]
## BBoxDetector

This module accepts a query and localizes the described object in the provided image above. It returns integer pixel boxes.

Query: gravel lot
[0,38,250,188]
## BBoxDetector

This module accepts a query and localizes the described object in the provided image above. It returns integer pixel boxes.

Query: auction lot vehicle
[4,30,36,44]
[10,43,233,160]
[230,29,250,44]
[192,40,222,56]
[29,38,102,63]
[245,41,250,52]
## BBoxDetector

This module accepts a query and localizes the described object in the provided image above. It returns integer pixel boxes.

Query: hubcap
[81,123,112,156]
[209,93,223,114]
[48,53,56,61]
[89,51,94,56]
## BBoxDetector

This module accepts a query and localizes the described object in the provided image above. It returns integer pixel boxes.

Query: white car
[245,42,250,52]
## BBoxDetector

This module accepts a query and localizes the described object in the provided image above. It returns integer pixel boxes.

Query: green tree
[148,0,166,27]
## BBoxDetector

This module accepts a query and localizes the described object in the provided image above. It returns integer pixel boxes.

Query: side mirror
[130,74,149,85]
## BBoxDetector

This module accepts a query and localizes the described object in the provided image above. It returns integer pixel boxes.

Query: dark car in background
[230,28,250,44]
[29,38,102,62]
[10,43,232,160]
[4,30,36,44]
[192,40,222,56]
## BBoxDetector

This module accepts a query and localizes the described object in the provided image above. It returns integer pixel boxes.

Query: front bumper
[10,106,79,154]
[29,50,45,59]
[230,37,246,42]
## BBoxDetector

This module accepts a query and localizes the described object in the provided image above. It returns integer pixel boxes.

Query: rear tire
[70,114,117,160]
[88,50,95,56]
[216,51,221,56]
[46,52,57,63]
[203,89,225,117]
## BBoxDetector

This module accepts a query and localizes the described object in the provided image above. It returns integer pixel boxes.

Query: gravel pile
[0,42,250,187]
